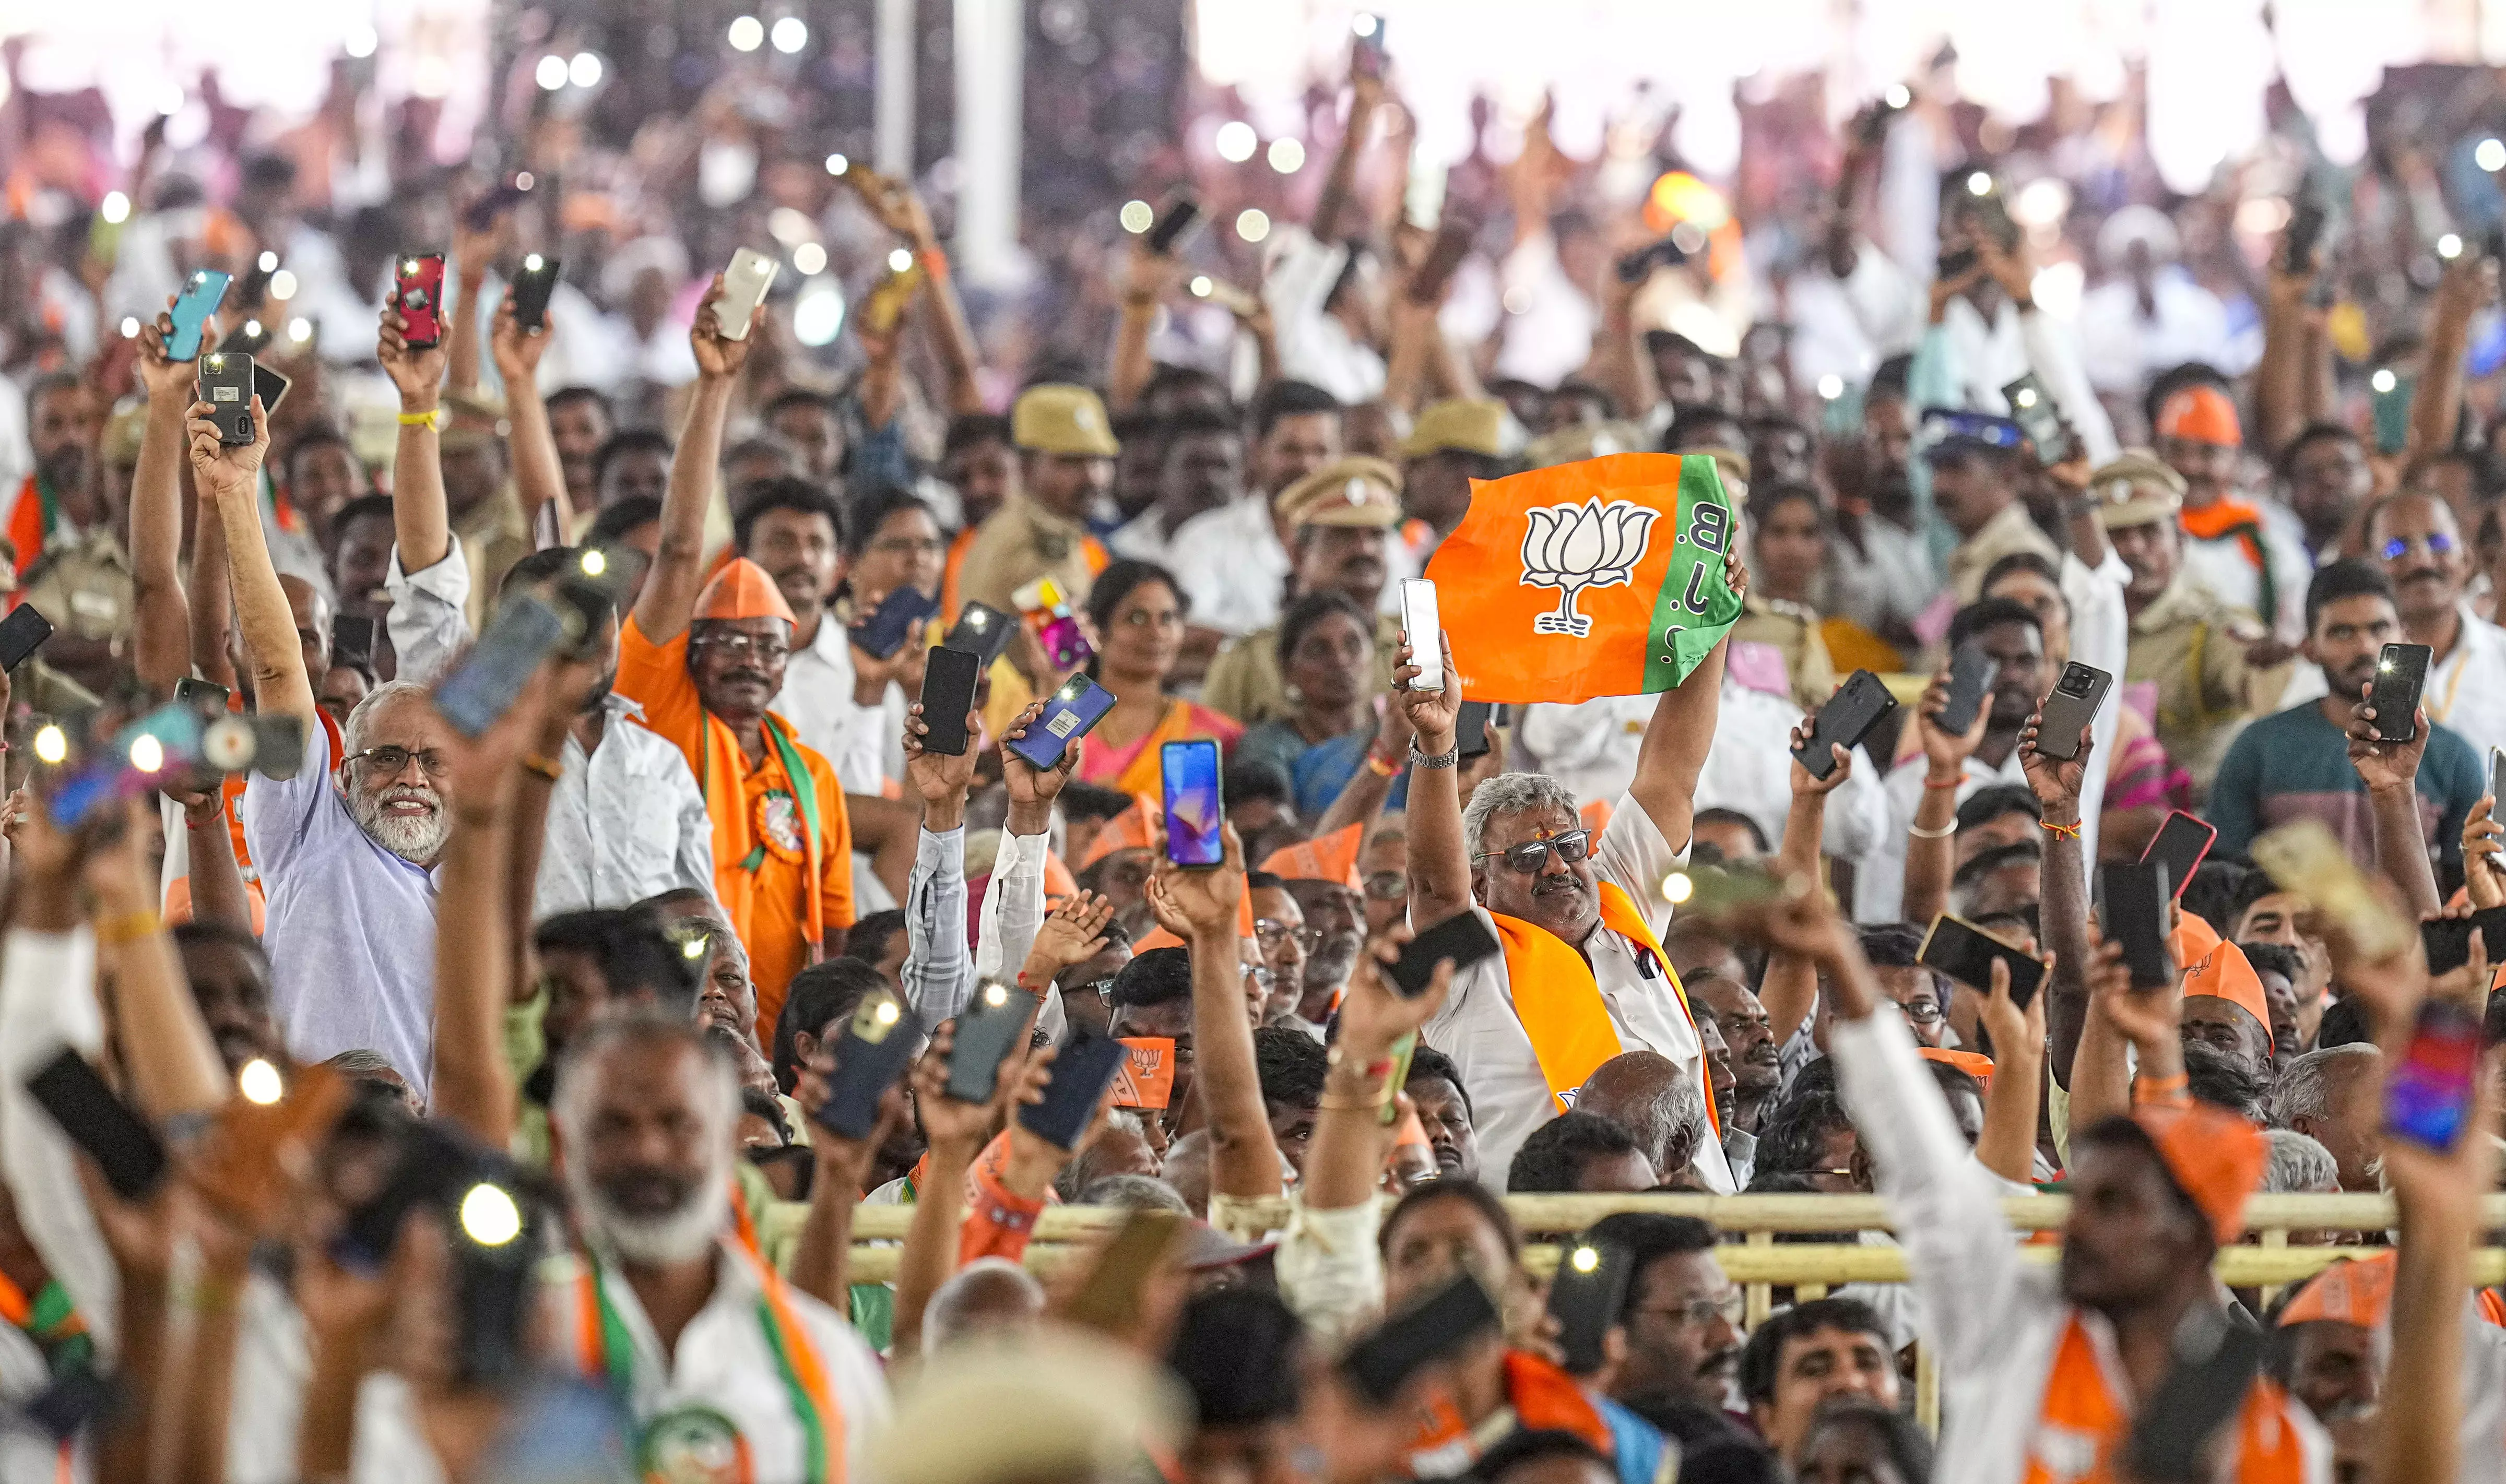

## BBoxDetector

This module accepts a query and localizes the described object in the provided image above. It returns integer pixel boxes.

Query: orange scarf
[2023,1312,2309,1484]
[1405,1350,1615,1475]
[1488,881,1719,1137]
[2178,498,2277,627]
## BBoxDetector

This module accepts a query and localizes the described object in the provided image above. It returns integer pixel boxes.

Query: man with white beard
[549,1016,889,1476]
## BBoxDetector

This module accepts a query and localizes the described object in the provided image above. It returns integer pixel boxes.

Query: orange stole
[1405,1350,1615,1472]
[2023,1312,2309,1484]
[1487,881,1719,1136]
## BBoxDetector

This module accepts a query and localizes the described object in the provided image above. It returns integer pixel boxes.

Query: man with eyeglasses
[1582,1214,1746,1415]
[1246,872,1316,1035]
[618,277,857,1037]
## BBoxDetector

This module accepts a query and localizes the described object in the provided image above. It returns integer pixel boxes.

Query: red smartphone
[394,253,447,347]
[2138,812,2217,903]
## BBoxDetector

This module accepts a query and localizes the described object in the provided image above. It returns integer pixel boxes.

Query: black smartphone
[2123,1310,2264,1484]
[944,982,1042,1105]
[1162,739,1224,868]
[2032,662,2112,762]
[435,596,568,738]
[813,992,923,1141]
[1935,638,1999,738]
[1009,674,1117,771]
[1614,238,1687,284]
[2367,643,2433,742]
[0,604,54,669]
[251,359,291,418]
[2139,812,2217,903]
[198,350,257,445]
[1145,193,1203,256]
[1936,245,1980,279]
[511,252,561,331]
[330,614,377,670]
[25,1048,169,1201]
[1546,1237,1635,1377]
[1794,670,1898,780]
[1455,701,1500,760]
[2490,745,2505,807]
[1386,910,1502,998]
[450,1168,539,1387]
[1351,13,1389,80]
[216,317,274,357]
[174,675,231,717]
[2283,195,2327,275]
[848,586,940,661]
[918,646,982,757]
[2417,905,2506,976]
[943,602,1017,667]
[463,180,530,234]
[2100,862,2175,990]
[1341,1273,1501,1406]
[2002,372,2072,466]
[333,1118,472,1272]
[1018,1027,1128,1150]
[1918,914,2047,1011]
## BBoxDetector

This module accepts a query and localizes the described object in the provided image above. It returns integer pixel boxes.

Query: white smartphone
[715,248,780,341]
[1400,578,1444,693]
[2490,745,2504,804]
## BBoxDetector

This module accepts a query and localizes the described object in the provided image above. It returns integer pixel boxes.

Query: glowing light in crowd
[2372,368,2398,394]
[1235,208,1271,243]
[2480,138,2506,172]
[1119,199,1154,233]
[728,15,764,52]
[535,54,566,90]
[258,251,278,272]
[1352,13,1379,38]
[570,53,603,88]
[100,192,130,225]
[874,999,901,1026]
[1569,1244,1600,1273]
[1648,172,1729,229]
[269,270,298,300]
[794,242,827,275]
[1967,171,1994,197]
[1267,138,1306,173]
[769,206,817,245]
[129,735,164,774]
[1189,275,1214,296]
[771,17,809,54]
[1214,121,1258,163]
[825,153,851,176]
[344,25,380,60]
[120,317,140,338]
[1662,871,1695,905]
[1884,83,1912,110]
[580,549,608,578]
[889,247,916,273]
[32,726,66,765]
[460,1183,523,1245]
[238,1059,283,1105]
[2440,233,2464,260]
[243,319,263,340]
[516,172,535,191]
[288,318,313,343]
[1817,374,1843,400]
[793,279,846,346]
[157,85,185,116]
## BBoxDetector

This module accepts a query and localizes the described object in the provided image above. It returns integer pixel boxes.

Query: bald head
[1161,1130,1214,1217]
[923,1258,1046,1355]
[1576,1051,1706,1181]
[280,574,333,678]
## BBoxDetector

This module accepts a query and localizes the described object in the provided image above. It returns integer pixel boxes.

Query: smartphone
[1008,674,1116,771]
[2032,662,2112,762]
[860,259,926,338]
[215,316,274,357]
[1936,246,1980,280]
[848,585,940,661]
[2137,813,2217,903]
[2367,643,2433,742]
[1162,740,1223,868]
[1379,1031,1418,1129]
[173,675,231,717]
[2100,862,2175,990]
[332,1118,471,1273]
[1400,580,1443,693]
[1918,914,2048,1011]
[1387,910,1503,998]
[0,605,54,670]
[943,602,1016,667]
[2251,821,2414,964]
[715,248,779,341]
[2372,371,2413,455]
[1340,1273,1502,1406]
[198,351,257,445]
[1455,700,1497,761]
[2123,1307,2264,1484]
[511,253,561,331]
[943,982,1041,1105]
[2283,195,2327,275]
[1547,1237,1635,1376]
[2385,999,2483,1151]
[1018,1027,1128,1150]
[1032,608,1093,672]
[394,253,446,347]
[1855,87,1911,146]
[199,712,307,778]
[2491,745,2505,806]
[1351,11,1389,80]
[1794,670,1898,780]
[1667,863,1793,918]
[1189,275,1262,317]
[452,1176,540,1387]
[25,1048,168,1201]
[1065,1210,1188,1334]
[435,595,569,738]
[1615,238,1688,284]
[1144,193,1203,256]
[918,646,982,757]
[1402,140,1448,231]
[1936,639,2000,738]
[332,613,378,669]
[2002,372,2072,466]
[1406,220,1474,305]
[166,269,232,360]
[812,991,923,1141]
[252,359,291,418]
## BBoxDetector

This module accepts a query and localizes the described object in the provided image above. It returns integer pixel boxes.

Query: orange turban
[2130,1101,2267,1247]
[2276,1252,2396,1329]
[693,557,799,626]
[2156,385,2241,448]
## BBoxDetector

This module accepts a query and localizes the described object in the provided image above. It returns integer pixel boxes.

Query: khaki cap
[1274,456,1404,529]
[2090,449,2187,529]
[1399,398,1507,460]
[1012,384,1120,457]
[1522,419,1651,470]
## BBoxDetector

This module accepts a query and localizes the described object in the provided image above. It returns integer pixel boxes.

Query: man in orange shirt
[618,278,854,1036]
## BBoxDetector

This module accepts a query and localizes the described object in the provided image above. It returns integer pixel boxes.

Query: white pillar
[875,0,916,177]
[953,0,1024,287]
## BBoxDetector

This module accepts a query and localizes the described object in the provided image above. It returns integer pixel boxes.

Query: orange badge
[1114,1038,1176,1110]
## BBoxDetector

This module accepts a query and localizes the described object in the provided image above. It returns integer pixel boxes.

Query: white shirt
[2077,268,2248,395]
[1420,790,1735,1194]
[2277,600,2506,762]
[1781,246,1928,396]
[772,615,902,796]
[1165,496,1290,639]
[1855,750,2029,924]
[1822,517,1939,643]
[1261,225,1387,406]
[1106,507,1180,566]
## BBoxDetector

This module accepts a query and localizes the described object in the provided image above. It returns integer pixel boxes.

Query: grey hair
[1575,1051,1707,1176]
[341,679,436,761]
[551,1014,741,1154]
[1053,1108,1150,1202]
[922,1256,1046,1355]
[1459,771,1583,858]
[1074,1174,1190,1214]
[2270,1043,2379,1128]
[2261,1128,2340,1194]
[321,1047,405,1080]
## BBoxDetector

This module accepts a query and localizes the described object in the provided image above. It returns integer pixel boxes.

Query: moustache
[2401,566,2445,585]
[380,786,439,811]
[1744,1042,1781,1064]
[599,1166,701,1213]
[1532,873,1586,896]
[721,667,772,688]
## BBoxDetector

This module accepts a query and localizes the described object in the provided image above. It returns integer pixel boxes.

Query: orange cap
[2156,385,2241,448]
[1080,798,1161,869]
[2170,910,2222,966]
[2276,1252,2396,1329]
[2130,1100,2267,1247]
[693,557,799,626]
[1918,1046,1996,1091]
[2181,939,2272,1043]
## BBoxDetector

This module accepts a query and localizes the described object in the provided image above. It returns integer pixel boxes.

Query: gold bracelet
[519,752,563,783]
[94,909,161,946]
[397,407,443,431]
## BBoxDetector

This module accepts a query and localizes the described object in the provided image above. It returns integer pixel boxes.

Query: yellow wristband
[95,909,161,946]
[398,408,443,431]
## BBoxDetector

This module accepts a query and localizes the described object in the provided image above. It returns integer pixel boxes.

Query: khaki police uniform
[954,385,1117,616]
[1202,457,1405,726]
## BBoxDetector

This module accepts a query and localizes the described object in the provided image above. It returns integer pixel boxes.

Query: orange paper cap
[693,557,800,626]
[1080,799,1160,869]
[1917,1046,1996,1091]
[2130,1100,2267,1248]
[2156,384,2241,448]
[2169,912,2222,966]
[2276,1251,2396,1329]
[2181,940,2272,1043]
[1113,1038,1177,1110]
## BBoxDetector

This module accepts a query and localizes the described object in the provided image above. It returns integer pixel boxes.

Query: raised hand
[1337,923,1455,1059]
[2016,709,2090,815]
[1392,632,1461,750]
[1976,951,2050,1064]
[186,395,269,504]
[1146,819,1246,940]
[488,289,550,384]
[2463,796,2504,909]
[1787,717,1851,797]
[2346,688,2431,793]
[1002,701,1079,809]
[691,273,761,381]
[2084,931,2179,1054]
[1028,891,1117,975]
[136,302,206,403]
[901,700,983,810]
[902,1021,1002,1158]
[1916,667,1991,778]
[376,293,447,410]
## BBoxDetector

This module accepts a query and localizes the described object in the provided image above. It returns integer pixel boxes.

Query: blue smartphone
[1161,739,1223,868]
[436,596,568,738]
[1009,673,1115,771]
[847,585,940,661]
[166,269,232,361]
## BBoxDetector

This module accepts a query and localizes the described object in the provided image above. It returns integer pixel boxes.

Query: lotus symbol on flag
[1519,498,1659,636]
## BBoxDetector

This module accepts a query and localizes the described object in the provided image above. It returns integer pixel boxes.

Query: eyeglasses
[1897,1001,1944,1025]
[2380,532,2457,561]
[1635,1291,1746,1328]
[1254,918,1320,949]
[1363,871,1408,901]
[1243,965,1277,993]
[692,632,791,661]
[340,745,450,779]
[1473,830,1592,874]
[1078,977,1120,1006]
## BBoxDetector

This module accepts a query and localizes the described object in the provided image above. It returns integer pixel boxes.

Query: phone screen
[918,647,982,757]
[2139,813,2217,902]
[436,597,568,738]
[1399,580,1443,692]
[2099,862,2175,989]
[1918,915,2047,1010]
[1162,740,1223,867]
[1795,670,1897,779]
[1386,911,1502,998]
[25,1049,168,1200]
[1341,1274,1500,1405]
[2386,1001,2481,1152]
[2369,644,2432,742]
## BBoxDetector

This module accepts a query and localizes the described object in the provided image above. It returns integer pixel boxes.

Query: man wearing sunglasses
[1394,553,1744,1195]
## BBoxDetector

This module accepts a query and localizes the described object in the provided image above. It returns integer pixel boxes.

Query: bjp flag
[1423,453,1742,705]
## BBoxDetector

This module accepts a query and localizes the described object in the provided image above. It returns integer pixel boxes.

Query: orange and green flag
[1424,453,1742,704]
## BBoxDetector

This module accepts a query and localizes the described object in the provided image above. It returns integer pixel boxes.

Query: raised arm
[1969,956,2049,1184]
[1303,931,1450,1212]
[1762,720,1853,1051]
[856,172,987,417]
[2254,246,2314,457]
[1900,667,1990,929]
[2375,1051,2495,1484]
[186,477,239,688]
[444,210,502,398]
[131,308,206,693]
[2018,711,2098,1088]
[379,294,453,576]
[1108,238,1180,415]
[178,789,254,932]
[82,802,229,1120]
[489,289,569,543]
[192,396,316,725]
[2406,254,2487,468]
[2348,696,2445,920]
[1394,632,1473,930]
[1146,823,1282,1201]
[1584,258,1663,428]
[885,1026,1014,1368]
[1628,551,1746,850]
[899,699,983,1023]
[1310,69,1385,248]
[632,277,758,645]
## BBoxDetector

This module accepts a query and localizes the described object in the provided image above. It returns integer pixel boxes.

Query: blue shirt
[2205,697,2486,868]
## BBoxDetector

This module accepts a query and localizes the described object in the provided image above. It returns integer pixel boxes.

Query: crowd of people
[2,23,2506,1484]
